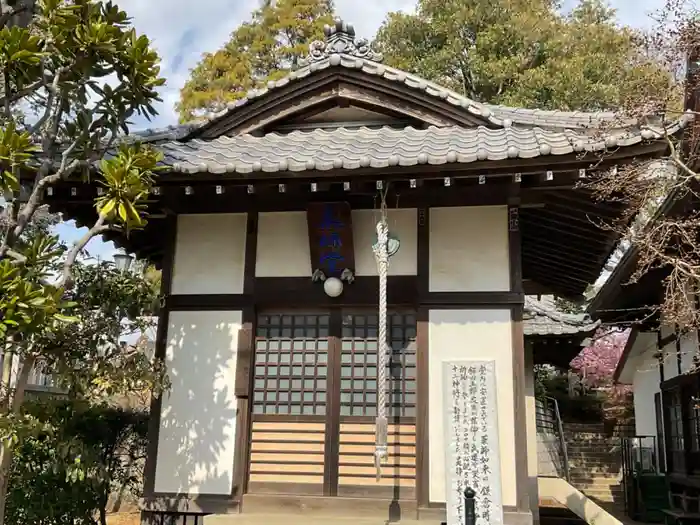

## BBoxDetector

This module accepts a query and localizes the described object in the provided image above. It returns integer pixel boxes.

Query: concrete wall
[428,308,516,507]
[153,310,242,495]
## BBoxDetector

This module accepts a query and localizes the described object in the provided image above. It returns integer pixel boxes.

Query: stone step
[567,454,620,459]
[566,446,622,450]
[578,490,624,503]
[210,513,434,524]
[570,480,622,489]
[568,466,621,472]
[565,437,620,442]
[240,494,419,520]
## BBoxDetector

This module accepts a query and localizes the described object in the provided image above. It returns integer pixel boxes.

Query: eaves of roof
[524,296,600,336]
[146,123,687,176]
[588,186,691,318]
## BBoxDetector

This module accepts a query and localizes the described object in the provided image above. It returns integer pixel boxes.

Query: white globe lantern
[323,277,344,298]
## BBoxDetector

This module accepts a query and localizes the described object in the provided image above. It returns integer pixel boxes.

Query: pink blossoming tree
[570,330,633,422]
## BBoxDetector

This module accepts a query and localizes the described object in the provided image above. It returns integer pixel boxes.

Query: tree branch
[0,3,30,29]
[61,214,110,288]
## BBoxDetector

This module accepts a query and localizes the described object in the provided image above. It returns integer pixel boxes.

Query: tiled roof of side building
[524,295,600,336]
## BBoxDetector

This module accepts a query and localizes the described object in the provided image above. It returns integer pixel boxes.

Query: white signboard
[443,361,503,525]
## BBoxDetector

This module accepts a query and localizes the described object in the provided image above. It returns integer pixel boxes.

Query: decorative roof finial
[300,17,383,65]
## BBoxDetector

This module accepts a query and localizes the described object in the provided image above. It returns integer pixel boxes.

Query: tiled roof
[156,124,687,175]
[524,296,600,336]
[170,54,651,135]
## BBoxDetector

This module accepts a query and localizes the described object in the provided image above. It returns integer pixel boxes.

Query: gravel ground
[107,513,140,525]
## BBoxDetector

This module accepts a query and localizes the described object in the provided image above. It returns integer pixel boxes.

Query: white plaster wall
[352,208,417,276]
[656,324,698,380]
[256,211,311,277]
[428,308,516,506]
[660,324,680,381]
[429,206,509,292]
[171,214,247,295]
[525,346,540,525]
[631,352,662,437]
[154,310,241,495]
[680,330,698,374]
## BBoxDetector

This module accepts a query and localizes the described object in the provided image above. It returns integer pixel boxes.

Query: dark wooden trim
[255,276,417,307]
[167,282,524,311]
[140,495,239,514]
[324,310,342,496]
[509,204,530,513]
[143,215,177,498]
[233,309,255,500]
[232,397,249,500]
[676,325,683,376]
[666,473,700,489]
[244,211,258,295]
[659,331,666,383]
[251,414,327,423]
[233,211,258,502]
[166,294,249,310]
[417,207,429,297]
[421,291,523,307]
[416,307,430,509]
[662,370,700,391]
[680,382,694,475]
[415,205,430,509]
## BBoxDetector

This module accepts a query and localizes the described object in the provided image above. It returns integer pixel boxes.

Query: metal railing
[536,396,570,481]
[621,435,665,522]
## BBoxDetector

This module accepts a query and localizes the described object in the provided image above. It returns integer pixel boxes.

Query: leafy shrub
[6,399,148,525]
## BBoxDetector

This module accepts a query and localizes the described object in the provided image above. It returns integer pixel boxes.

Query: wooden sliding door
[248,313,330,495]
[337,311,417,499]
[247,310,417,498]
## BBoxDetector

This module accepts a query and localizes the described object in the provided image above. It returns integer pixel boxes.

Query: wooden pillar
[509,203,531,515]
[142,215,177,499]
[232,211,259,502]
[416,206,430,510]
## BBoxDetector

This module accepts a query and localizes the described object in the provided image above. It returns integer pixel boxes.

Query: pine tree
[177,0,334,122]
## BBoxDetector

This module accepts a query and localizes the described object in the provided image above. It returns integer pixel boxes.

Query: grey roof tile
[524,296,600,336]
[130,52,694,141]
[154,124,689,175]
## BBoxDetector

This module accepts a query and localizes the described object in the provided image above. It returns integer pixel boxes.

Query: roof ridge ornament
[300,17,383,66]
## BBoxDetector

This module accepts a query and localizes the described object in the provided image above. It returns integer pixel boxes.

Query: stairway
[563,423,625,519]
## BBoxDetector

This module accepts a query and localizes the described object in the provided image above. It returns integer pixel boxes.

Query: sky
[56,0,667,260]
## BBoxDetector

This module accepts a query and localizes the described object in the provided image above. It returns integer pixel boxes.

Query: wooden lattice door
[247,310,417,498]
[336,311,417,499]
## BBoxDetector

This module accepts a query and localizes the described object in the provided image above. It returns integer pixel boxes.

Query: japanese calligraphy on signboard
[442,360,503,525]
[307,202,355,277]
